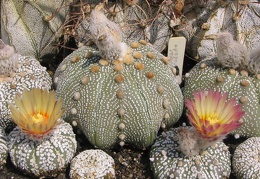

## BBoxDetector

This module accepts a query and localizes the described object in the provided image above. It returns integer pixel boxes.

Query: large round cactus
[1,0,72,59]
[176,0,260,61]
[54,10,183,149]
[0,40,52,129]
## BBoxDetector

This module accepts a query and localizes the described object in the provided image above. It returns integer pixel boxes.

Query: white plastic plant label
[167,37,186,84]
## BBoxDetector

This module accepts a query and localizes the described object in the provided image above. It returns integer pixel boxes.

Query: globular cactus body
[0,41,52,129]
[183,58,260,138]
[232,137,260,179]
[0,127,8,170]
[8,89,77,178]
[70,149,115,179]
[8,121,77,178]
[54,40,183,149]
[1,0,72,59]
[150,127,231,179]
[178,0,260,61]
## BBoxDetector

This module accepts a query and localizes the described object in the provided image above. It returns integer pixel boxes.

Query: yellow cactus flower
[185,89,244,140]
[9,88,64,135]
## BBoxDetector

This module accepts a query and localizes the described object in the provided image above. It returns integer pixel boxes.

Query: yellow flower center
[203,113,220,125]
[31,113,48,124]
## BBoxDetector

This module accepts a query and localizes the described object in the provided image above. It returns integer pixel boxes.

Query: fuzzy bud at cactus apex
[0,40,18,76]
[216,31,249,70]
[89,10,128,62]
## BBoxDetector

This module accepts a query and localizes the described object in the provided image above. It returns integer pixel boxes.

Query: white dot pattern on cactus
[54,40,183,149]
[233,137,260,179]
[150,127,231,178]
[184,58,260,138]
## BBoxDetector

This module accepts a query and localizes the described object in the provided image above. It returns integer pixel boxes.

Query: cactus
[1,0,72,59]
[183,32,260,138]
[54,10,183,149]
[176,0,260,61]
[184,61,260,137]
[68,0,183,52]
[70,149,115,179]
[0,40,52,129]
[0,126,8,170]
[149,127,231,179]
[150,89,244,178]
[8,88,77,178]
[232,137,260,179]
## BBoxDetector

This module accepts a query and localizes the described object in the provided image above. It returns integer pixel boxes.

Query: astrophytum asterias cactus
[183,32,260,138]
[184,62,260,138]
[232,137,260,179]
[150,128,231,179]
[0,40,52,129]
[0,126,8,170]
[70,149,115,179]
[8,88,77,178]
[54,10,183,149]
[150,89,244,178]
[1,0,72,59]
[176,0,260,61]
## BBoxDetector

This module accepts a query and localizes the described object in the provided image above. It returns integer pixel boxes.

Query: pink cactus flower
[185,89,244,140]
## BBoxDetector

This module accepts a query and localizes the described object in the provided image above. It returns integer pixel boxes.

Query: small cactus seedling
[54,10,183,149]
[8,88,77,178]
[150,90,244,178]
[0,40,52,129]
[233,137,260,179]
[70,149,115,179]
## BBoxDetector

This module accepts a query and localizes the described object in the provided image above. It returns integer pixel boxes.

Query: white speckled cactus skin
[150,127,231,179]
[0,126,8,170]
[54,40,183,149]
[177,0,260,61]
[183,58,260,138]
[70,149,115,179]
[232,137,260,179]
[0,54,52,129]
[8,120,77,178]
[1,0,72,59]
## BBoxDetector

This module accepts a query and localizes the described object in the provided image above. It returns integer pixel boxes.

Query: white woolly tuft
[89,10,127,62]
[216,32,249,70]
[178,127,226,157]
